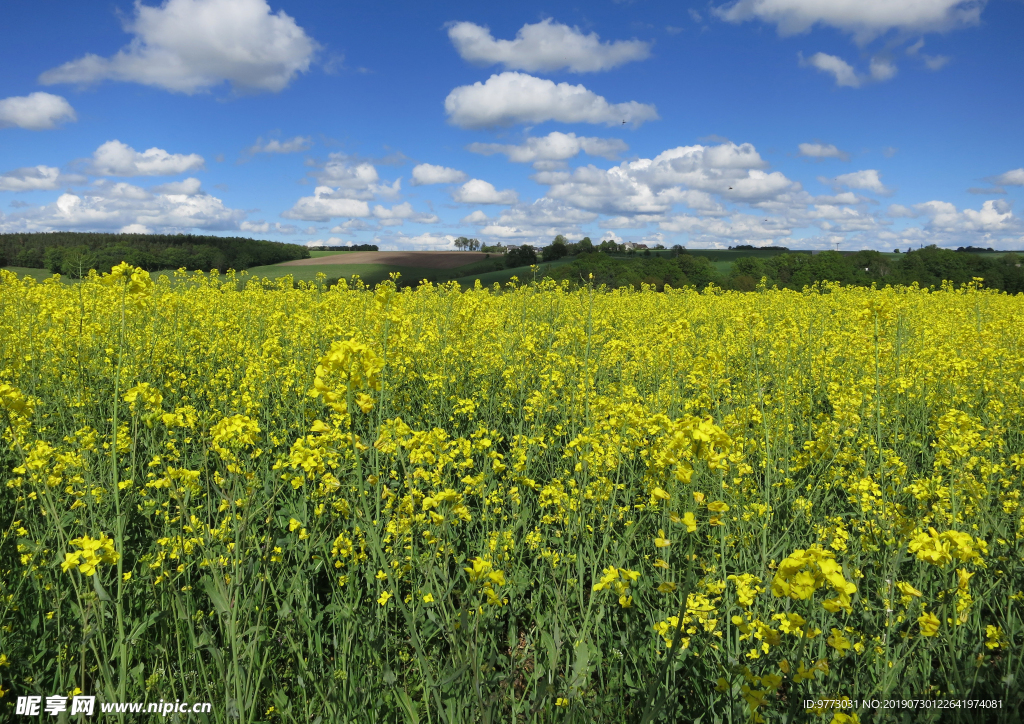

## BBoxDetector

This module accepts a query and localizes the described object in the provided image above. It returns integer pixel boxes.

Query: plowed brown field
[280,251,488,269]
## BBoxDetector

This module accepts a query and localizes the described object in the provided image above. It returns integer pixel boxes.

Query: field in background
[280,250,489,269]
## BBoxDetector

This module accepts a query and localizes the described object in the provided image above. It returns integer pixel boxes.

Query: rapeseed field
[1,264,1021,723]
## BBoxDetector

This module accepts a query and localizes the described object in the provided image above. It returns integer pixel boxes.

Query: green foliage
[506,245,538,268]
[735,247,1024,293]
[1,232,310,276]
[454,237,481,251]
[547,252,720,290]
[542,236,569,262]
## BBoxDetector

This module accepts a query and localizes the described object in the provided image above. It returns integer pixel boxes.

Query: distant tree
[506,245,537,268]
[574,237,594,255]
[598,239,620,253]
[542,236,568,261]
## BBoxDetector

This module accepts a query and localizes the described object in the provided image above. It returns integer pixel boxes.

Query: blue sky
[1,0,1022,250]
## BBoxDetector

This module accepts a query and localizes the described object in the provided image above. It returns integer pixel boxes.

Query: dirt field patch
[280,251,488,269]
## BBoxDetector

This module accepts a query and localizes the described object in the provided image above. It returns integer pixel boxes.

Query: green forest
[541,246,1024,293]
[0,232,310,276]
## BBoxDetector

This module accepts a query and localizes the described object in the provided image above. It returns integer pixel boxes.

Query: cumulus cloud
[1,187,245,233]
[0,93,77,130]
[372,202,440,226]
[282,186,372,221]
[447,19,651,73]
[478,199,597,240]
[240,220,298,233]
[0,166,85,192]
[150,177,203,195]
[539,142,791,217]
[410,163,467,185]
[813,192,863,206]
[824,169,891,194]
[373,232,461,251]
[801,52,896,87]
[452,179,518,205]
[915,199,1015,233]
[658,212,794,244]
[309,154,401,200]
[445,72,658,129]
[468,132,628,164]
[461,210,490,225]
[88,140,205,177]
[715,0,985,44]
[246,135,311,155]
[798,142,850,161]
[39,0,317,94]
[886,204,917,217]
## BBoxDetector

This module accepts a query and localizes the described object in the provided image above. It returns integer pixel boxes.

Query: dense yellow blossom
[1,267,1021,721]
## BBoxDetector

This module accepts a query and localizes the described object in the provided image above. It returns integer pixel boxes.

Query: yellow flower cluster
[60,534,119,576]
[770,545,858,613]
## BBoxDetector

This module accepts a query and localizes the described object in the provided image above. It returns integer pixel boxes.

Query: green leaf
[395,689,420,724]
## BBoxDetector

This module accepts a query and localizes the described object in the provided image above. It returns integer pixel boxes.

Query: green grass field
[0,267,62,282]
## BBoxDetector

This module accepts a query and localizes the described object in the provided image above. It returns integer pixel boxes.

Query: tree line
[0,232,311,277]
[308,244,379,251]
[501,240,1024,293]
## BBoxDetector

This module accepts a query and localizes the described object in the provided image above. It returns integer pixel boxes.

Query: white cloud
[240,220,297,234]
[461,210,490,225]
[992,168,1024,186]
[539,142,792,217]
[479,199,598,240]
[452,179,518,205]
[915,199,1015,233]
[715,0,985,44]
[798,142,850,161]
[813,192,863,206]
[905,37,951,71]
[310,154,401,200]
[150,177,203,195]
[0,166,85,192]
[373,232,460,251]
[39,0,317,94]
[886,204,917,218]
[0,93,77,130]
[1,187,245,233]
[410,163,467,185]
[246,135,311,154]
[372,202,440,226]
[329,220,373,234]
[444,72,658,129]
[282,186,372,221]
[447,19,651,73]
[121,223,152,234]
[659,212,793,244]
[801,52,896,87]
[869,57,897,81]
[804,53,860,86]
[468,132,628,164]
[89,140,205,176]
[823,169,891,194]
